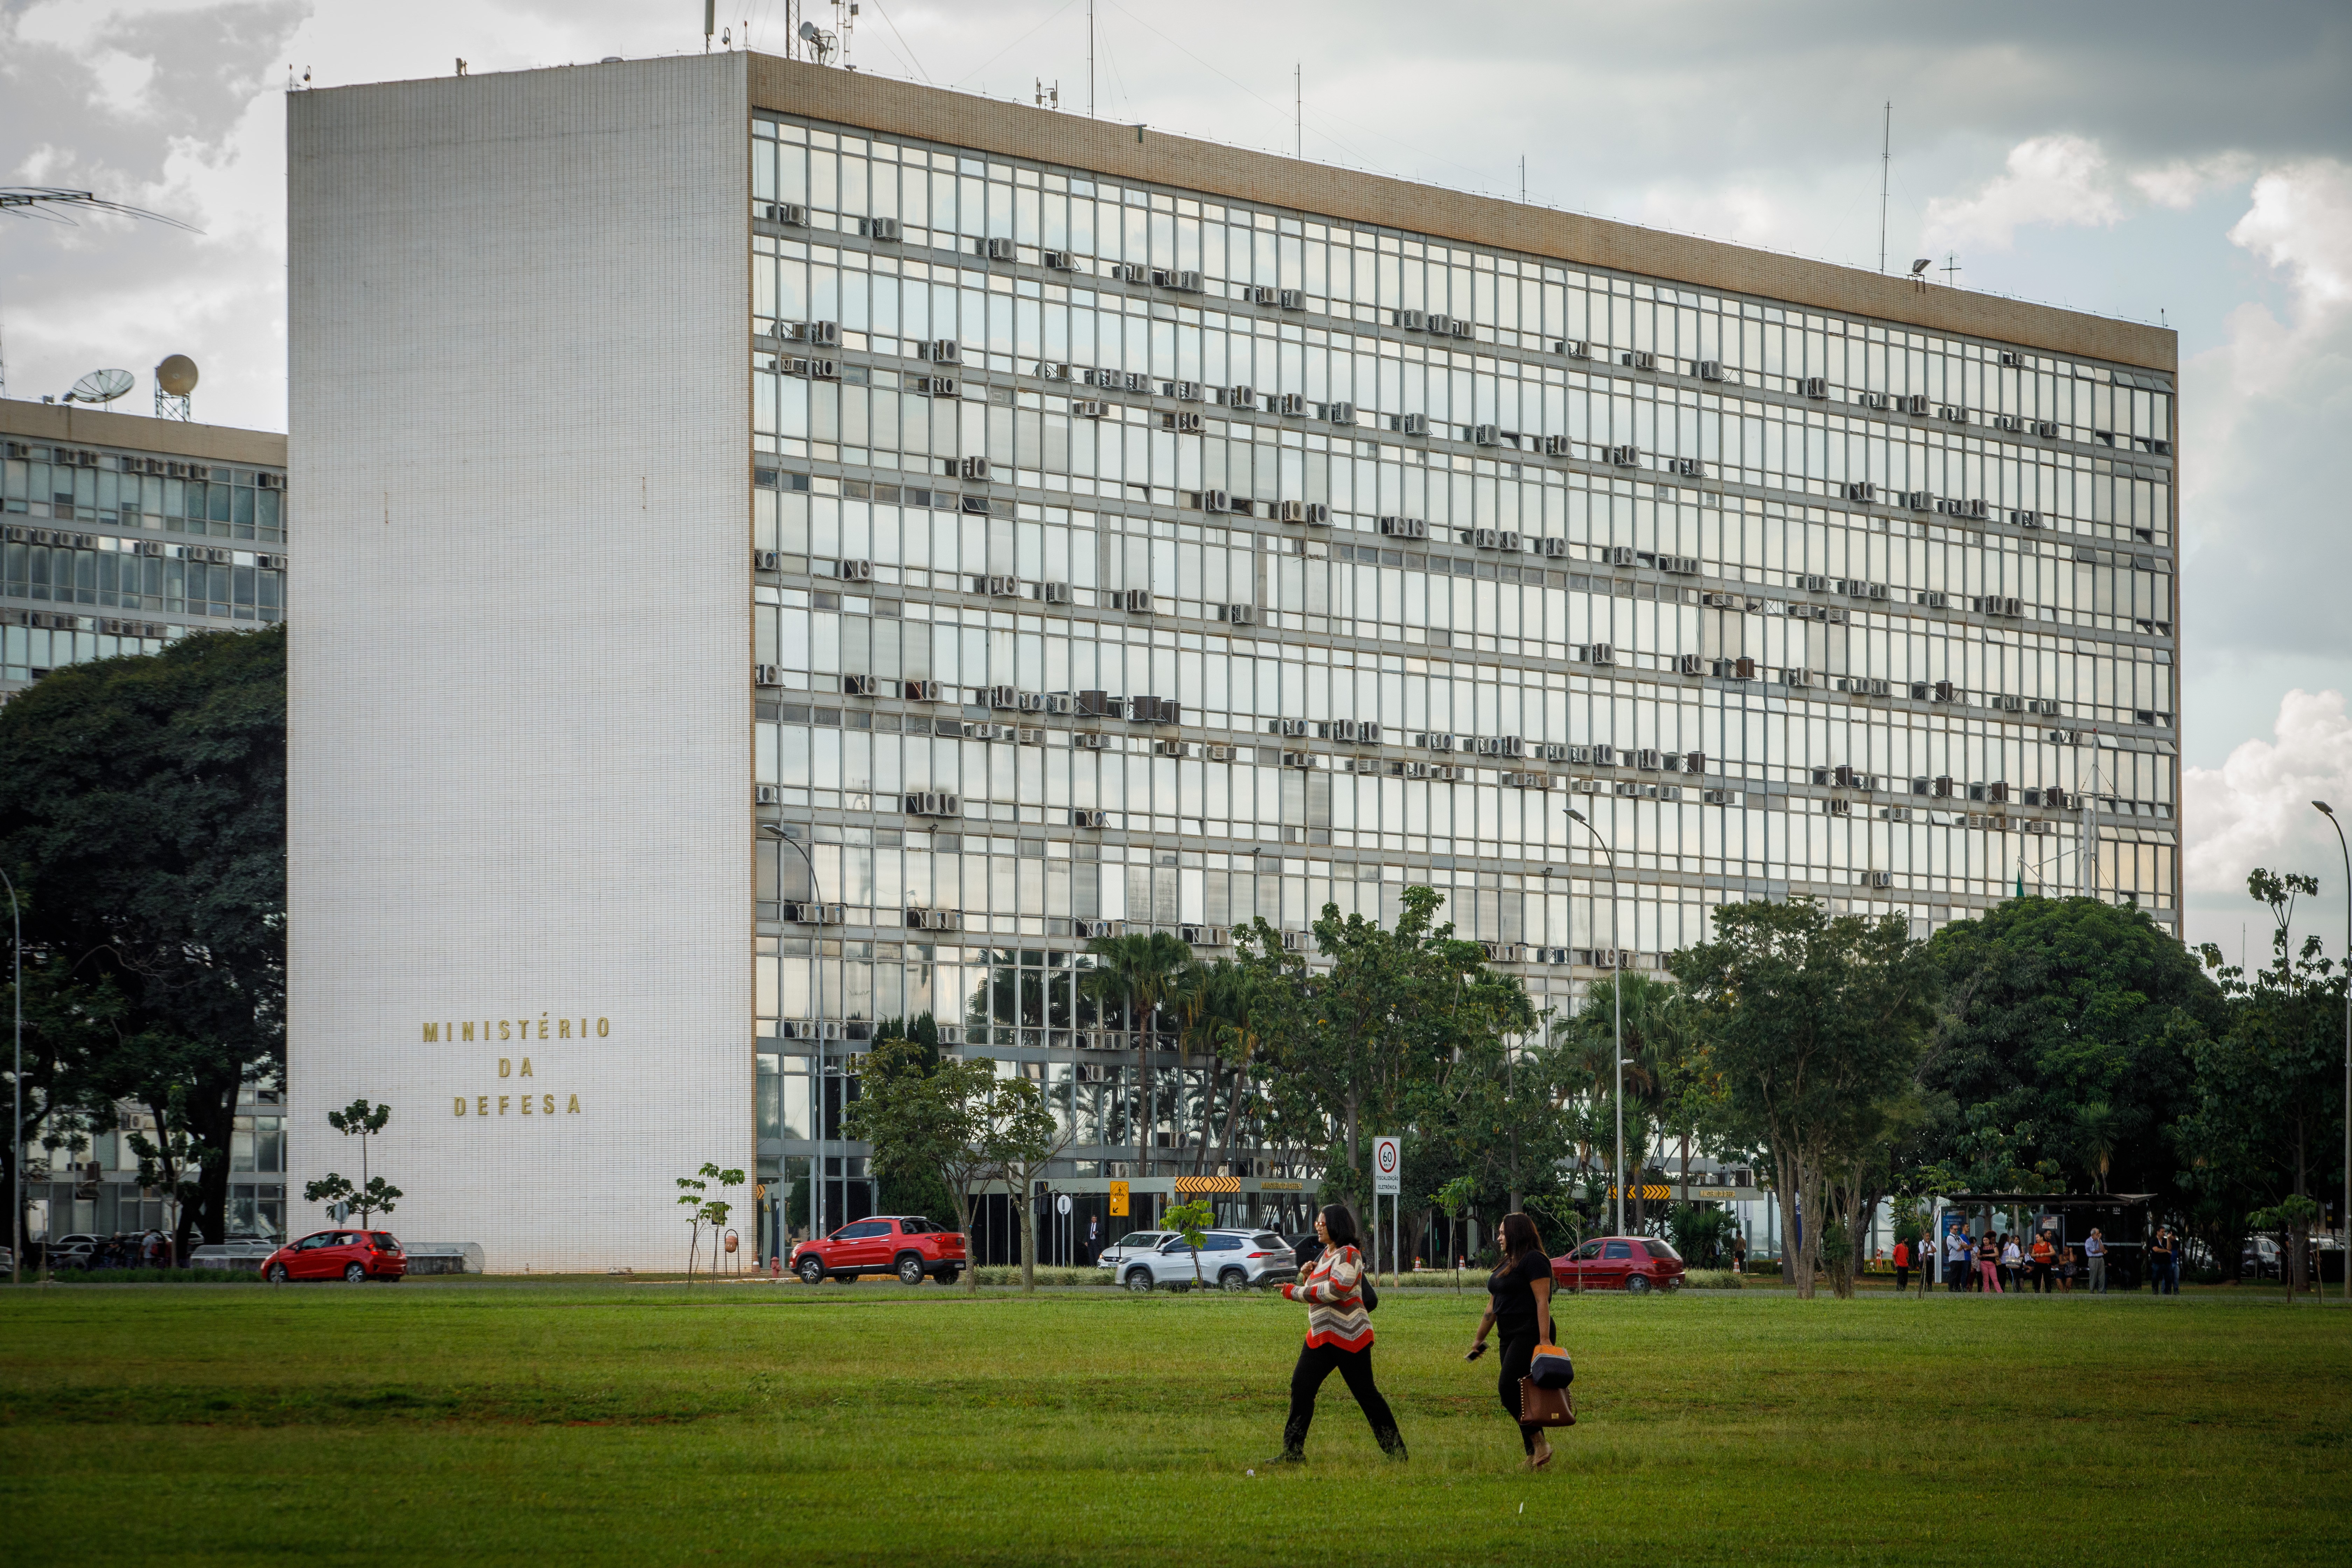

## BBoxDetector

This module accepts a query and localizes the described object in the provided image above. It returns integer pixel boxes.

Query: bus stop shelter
[1945,1194,2154,1288]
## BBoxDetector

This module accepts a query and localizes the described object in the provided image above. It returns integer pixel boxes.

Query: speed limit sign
[1373,1135,1400,1196]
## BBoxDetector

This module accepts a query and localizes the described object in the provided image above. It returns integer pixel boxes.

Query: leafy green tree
[1430,1174,1478,1287]
[980,1074,1076,1292]
[1162,1197,1216,1288]
[0,625,285,1249]
[1921,896,2219,1200]
[674,1163,744,1283]
[2248,1194,2323,1300]
[843,1036,1000,1290]
[1672,898,1939,1299]
[2177,869,2345,1282]
[301,1098,402,1228]
[1078,930,1195,1176]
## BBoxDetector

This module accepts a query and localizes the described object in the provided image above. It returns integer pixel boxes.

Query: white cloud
[1921,134,2122,253]
[2184,690,2352,894]
[2129,151,2256,209]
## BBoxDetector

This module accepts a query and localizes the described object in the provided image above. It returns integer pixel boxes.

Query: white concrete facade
[288,55,752,1271]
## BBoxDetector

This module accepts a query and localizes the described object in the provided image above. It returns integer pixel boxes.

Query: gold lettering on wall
[498,1095,510,1115]
[476,1096,489,1116]
[423,1023,439,1043]
[453,1096,466,1115]
[558,1018,571,1039]
[519,1057,533,1077]
[567,1094,581,1113]
[498,1058,511,1078]
[462,1022,476,1041]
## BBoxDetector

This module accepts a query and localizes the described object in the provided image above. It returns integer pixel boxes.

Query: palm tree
[1550,971,1684,1230]
[2076,1100,2121,1193]
[1079,930,1195,1177]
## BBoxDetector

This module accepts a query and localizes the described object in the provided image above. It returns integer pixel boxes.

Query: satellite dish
[64,368,134,405]
[155,355,200,397]
[799,20,820,40]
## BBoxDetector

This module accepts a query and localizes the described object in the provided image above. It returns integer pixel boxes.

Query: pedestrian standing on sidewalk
[2001,1232,2023,1293]
[1466,1212,1560,1471]
[2028,1229,2056,1293]
[1892,1236,1912,1294]
[2085,1228,2107,1294]
[1268,1204,1404,1464]
[1976,1231,2002,1293]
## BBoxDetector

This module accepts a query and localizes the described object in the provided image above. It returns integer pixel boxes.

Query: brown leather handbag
[1519,1377,1576,1427]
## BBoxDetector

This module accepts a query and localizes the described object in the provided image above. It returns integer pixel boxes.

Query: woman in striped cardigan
[1269,1204,1406,1463]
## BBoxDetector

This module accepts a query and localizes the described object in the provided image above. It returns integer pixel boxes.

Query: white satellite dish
[64,368,135,405]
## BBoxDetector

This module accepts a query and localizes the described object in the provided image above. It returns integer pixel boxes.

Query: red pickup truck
[790,1216,966,1285]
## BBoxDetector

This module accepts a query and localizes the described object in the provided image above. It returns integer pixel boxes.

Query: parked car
[1553,1235,1686,1294]
[46,1234,101,1271]
[1096,1230,1177,1273]
[1118,1229,1297,1293]
[262,1229,407,1283]
[790,1216,965,1285]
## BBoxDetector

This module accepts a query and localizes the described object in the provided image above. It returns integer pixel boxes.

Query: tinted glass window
[1116,1232,1161,1248]
[1204,1235,1241,1251]
[899,1218,932,1234]
[1602,1241,1633,1259]
[1574,1241,1603,1260]
[839,1222,887,1239]
[371,1233,401,1250]
[1644,1240,1681,1261]
[1252,1234,1285,1248]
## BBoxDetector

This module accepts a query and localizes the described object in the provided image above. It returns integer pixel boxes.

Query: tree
[674,1162,744,1284]
[0,625,285,1249]
[2177,869,2345,1284]
[1672,898,1939,1299]
[1431,1174,1477,1287]
[1078,931,1194,1176]
[1162,1197,1215,1288]
[301,1097,403,1228]
[980,1074,1076,1292]
[843,1035,1000,1292]
[1921,895,2219,1202]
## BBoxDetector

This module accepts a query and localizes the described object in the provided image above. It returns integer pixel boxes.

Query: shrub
[1682,1269,1743,1289]
[48,1268,259,1285]
[968,1265,1111,1288]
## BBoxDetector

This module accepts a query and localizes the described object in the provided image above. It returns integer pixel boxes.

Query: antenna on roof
[1878,102,1891,274]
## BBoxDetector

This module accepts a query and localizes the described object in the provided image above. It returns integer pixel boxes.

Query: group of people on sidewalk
[1269,1203,1569,1471]
[1887,1225,2111,1293]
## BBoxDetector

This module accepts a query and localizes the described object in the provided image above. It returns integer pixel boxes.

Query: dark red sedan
[263,1229,407,1283]
[1553,1236,1686,1294]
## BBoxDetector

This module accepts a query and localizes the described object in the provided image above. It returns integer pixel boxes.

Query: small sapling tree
[676,1162,746,1285]
[1162,1198,1216,1290]
[302,1097,403,1227]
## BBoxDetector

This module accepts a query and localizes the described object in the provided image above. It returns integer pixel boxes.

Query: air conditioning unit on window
[1803,376,1829,399]
[923,338,962,364]
[806,320,840,348]
[838,558,874,582]
[1620,350,1658,370]
[987,684,1018,709]
[865,216,902,241]
[753,549,782,573]
[903,792,962,818]
[1378,515,1427,539]
[1556,339,1592,358]
[1677,653,1705,675]
[753,664,782,687]
[1041,581,1073,604]
[1205,744,1237,762]
[1275,392,1307,416]
[1903,490,1934,511]
[1696,360,1724,381]
[1171,270,1203,292]
[1589,642,1616,666]
[1110,263,1148,284]
[1276,499,1308,524]
[984,575,1022,598]
[906,907,962,931]
[1608,444,1642,466]
[1200,488,1232,514]
[1995,414,2024,433]
[1940,405,1969,425]
[755,784,781,806]
[984,237,1016,260]
[2032,420,2059,438]
[1249,285,1278,306]
[903,680,943,701]
[1664,555,1700,574]
[1226,384,1256,409]
[1074,732,1108,750]
[1072,400,1108,419]
[1167,411,1204,433]
[1279,288,1304,310]
[2010,509,2041,528]
[1395,309,1426,331]
[1119,589,1154,613]
[1223,603,1258,625]
[1666,457,1704,477]
[1042,249,1072,270]
[1153,738,1186,757]
[1072,809,1107,829]
[764,202,808,225]
[1326,401,1356,424]
[1399,413,1430,436]
[960,456,991,483]
[842,674,878,697]
[1473,424,1502,446]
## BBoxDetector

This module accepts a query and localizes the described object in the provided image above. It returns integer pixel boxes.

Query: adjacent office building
[289,54,2178,1271]
[2,396,291,1239]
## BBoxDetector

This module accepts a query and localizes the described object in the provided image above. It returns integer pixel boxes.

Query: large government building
[288,54,2179,1272]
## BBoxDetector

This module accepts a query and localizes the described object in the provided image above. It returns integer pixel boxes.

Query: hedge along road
[0,1280,2345,1566]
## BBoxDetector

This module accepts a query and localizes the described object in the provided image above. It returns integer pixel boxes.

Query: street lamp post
[761,823,845,1253]
[2314,801,2350,1306]
[4,865,20,1287]
[1566,807,1624,1237]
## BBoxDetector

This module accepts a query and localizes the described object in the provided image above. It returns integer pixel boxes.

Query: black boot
[1376,1425,1408,1461]
[1265,1415,1308,1464]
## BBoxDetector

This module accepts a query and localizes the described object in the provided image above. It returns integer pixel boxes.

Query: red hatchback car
[264,1229,407,1283]
[790,1215,966,1285]
[1553,1236,1686,1294]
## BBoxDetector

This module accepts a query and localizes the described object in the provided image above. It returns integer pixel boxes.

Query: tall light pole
[1566,806,1624,1236]
[2314,801,2350,1306]
[761,823,845,1250]
[4,864,19,1287]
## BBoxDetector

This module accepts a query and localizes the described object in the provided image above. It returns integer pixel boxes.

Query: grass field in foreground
[2,1279,2347,1566]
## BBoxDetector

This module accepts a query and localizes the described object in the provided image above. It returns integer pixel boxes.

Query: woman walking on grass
[1466,1212,1560,1470]
[1269,1204,1405,1464]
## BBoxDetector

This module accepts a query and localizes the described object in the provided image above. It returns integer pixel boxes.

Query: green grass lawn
[2,1278,2347,1566]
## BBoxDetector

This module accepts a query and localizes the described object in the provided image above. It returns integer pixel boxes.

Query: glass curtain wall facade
[741,107,2180,1217]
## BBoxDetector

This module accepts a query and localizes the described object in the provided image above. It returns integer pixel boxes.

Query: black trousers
[1284,1340,1402,1455]
[1497,1330,1545,1455]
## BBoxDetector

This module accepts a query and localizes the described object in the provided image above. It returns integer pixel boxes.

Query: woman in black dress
[1466,1212,1558,1469]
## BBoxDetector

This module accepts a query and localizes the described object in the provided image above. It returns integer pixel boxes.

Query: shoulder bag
[1528,1342,1575,1390]
[1519,1376,1576,1427]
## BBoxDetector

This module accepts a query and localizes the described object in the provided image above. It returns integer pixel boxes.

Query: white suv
[1096,1230,1177,1272]
[1118,1230,1297,1293]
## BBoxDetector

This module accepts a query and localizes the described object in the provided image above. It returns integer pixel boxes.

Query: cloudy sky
[5,0,2348,958]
